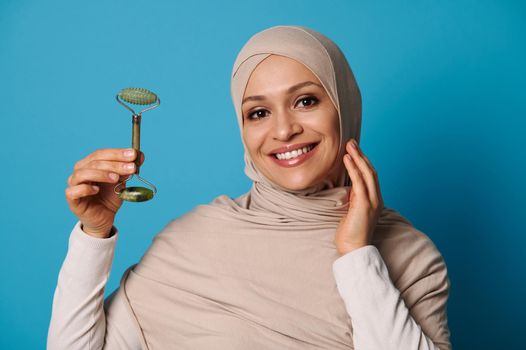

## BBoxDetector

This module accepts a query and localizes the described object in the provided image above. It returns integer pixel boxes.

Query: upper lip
[268,142,318,155]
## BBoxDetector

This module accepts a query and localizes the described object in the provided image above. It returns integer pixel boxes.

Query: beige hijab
[119,25,451,349]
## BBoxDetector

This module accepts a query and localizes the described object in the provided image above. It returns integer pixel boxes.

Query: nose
[272,110,303,141]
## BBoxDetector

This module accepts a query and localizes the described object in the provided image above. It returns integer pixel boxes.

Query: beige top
[47,212,451,349]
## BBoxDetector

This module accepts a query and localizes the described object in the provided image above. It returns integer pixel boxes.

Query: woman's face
[241,54,343,191]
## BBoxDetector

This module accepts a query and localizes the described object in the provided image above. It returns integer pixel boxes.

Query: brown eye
[247,109,269,120]
[296,96,319,108]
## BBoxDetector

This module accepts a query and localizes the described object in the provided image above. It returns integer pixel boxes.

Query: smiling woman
[241,55,342,191]
[48,25,451,350]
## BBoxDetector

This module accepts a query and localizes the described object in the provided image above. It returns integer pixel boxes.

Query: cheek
[242,127,265,155]
[304,109,339,141]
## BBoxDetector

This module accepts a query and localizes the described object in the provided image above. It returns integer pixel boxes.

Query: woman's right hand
[65,148,145,238]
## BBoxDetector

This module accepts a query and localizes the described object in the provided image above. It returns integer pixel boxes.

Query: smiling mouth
[272,142,319,160]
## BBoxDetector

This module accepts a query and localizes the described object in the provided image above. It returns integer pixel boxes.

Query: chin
[258,157,330,191]
[272,175,320,191]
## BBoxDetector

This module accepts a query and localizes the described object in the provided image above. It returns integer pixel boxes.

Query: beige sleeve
[332,245,451,350]
[47,221,142,350]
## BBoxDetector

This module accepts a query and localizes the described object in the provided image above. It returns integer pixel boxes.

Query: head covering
[231,25,362,194]
[226,25,360,225]
[117,25,451,349]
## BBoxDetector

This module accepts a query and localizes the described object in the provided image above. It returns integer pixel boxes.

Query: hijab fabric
[117,25,451,349]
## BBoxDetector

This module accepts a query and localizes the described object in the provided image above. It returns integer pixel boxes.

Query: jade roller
[113,87,160,202]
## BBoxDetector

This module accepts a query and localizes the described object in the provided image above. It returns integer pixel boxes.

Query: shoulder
[373,207,450,300]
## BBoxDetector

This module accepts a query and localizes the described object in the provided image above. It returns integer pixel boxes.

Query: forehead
[244,54,322,95]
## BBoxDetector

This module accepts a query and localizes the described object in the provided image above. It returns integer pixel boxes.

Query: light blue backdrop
[1,0,524,348]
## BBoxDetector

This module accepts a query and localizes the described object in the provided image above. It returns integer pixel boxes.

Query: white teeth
[275,143,315,160]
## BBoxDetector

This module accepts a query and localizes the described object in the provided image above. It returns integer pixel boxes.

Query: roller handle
[132,114,141,175]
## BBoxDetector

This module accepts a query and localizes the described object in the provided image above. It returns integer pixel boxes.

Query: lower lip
[269,143,319,168]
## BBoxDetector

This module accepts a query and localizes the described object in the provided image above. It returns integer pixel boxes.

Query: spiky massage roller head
[118,87,158,105]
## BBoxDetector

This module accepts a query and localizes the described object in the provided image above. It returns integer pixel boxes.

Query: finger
[65,184,99,201]
[343,153,368,200]
[85,159,137,176]
[346,140,379,206]
[70,168,120,186]
[68,159,136,186]
[359,151,376,175]
[355,147,383,208]
[74,148,138,171]
[360,152,383,208]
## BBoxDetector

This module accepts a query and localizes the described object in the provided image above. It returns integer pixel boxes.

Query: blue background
[1,0,524,348]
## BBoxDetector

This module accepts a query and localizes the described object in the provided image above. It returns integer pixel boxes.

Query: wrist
[81,223,113,239]
[337,242,369,256]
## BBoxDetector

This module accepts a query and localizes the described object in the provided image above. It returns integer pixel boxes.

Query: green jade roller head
[114,87,160,202]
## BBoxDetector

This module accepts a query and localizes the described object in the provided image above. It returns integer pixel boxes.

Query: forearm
[332,246,451,350]
[47,221,118,350]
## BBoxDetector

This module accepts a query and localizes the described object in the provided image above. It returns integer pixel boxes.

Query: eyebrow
[241,81,323,105]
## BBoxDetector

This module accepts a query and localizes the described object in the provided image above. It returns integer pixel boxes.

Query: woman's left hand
[334,138,384,256]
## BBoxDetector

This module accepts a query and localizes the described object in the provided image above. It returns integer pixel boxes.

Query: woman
[48,25,451,349]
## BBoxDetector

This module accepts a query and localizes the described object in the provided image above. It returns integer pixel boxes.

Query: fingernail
[351,139,357,148]
[125,163,135,170]
[124,149,135,157]
[109,173,119,181]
